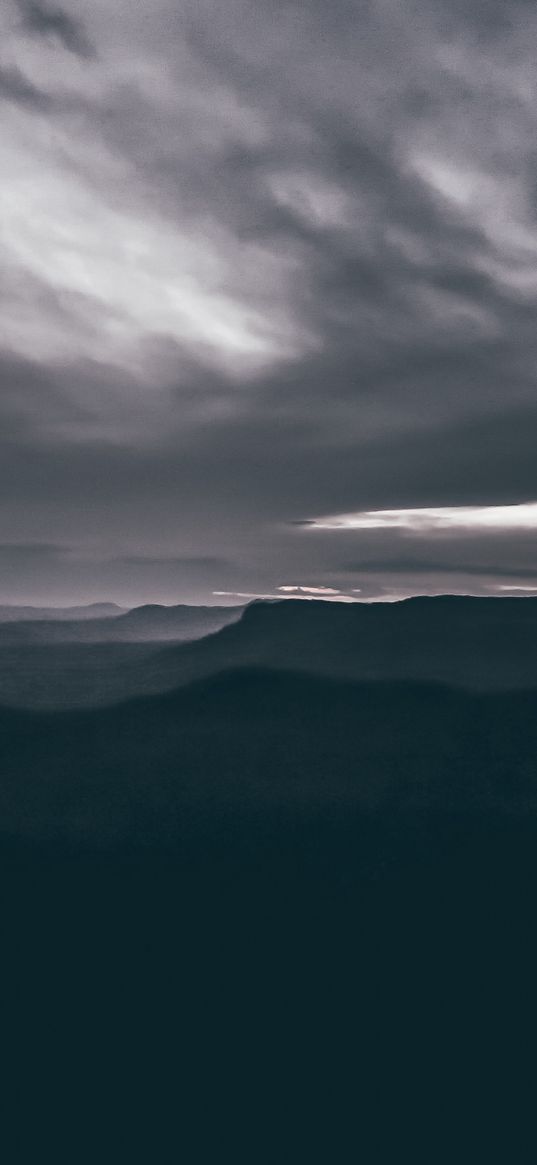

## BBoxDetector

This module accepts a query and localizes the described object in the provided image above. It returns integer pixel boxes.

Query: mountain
[98,601,244,641]
[0,602,126,622]
[0,602,244,645]
[1,594,537,710]
[136,593,537,698]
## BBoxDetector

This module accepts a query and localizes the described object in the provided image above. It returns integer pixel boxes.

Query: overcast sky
[2,0,537,605]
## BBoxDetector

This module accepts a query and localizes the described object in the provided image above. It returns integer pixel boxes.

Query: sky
[2,0,537,605]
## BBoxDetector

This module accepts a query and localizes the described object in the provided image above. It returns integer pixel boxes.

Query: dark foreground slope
[1,670,537,1157]
[1,669,537,844]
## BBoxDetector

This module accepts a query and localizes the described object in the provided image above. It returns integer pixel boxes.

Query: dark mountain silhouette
[1,667,536,846]
[2,594,537,709]
[127,593,537,701]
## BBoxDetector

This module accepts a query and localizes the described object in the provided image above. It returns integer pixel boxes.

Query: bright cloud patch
[278,585,341,595]
[0,60,310,372]
[214,590,359,603]
[493,584,537,593]
[309,504,537,533]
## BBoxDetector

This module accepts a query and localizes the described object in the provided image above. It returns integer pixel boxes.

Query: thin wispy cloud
[15,0,96,58]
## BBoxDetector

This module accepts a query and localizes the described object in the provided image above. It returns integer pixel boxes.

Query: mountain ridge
[0,601,244,644]
[2,594,537,709]
[146,592,537,696]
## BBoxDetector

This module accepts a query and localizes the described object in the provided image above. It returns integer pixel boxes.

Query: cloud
[344,559,537,580]
[118,554,229,569]
[2,1,537,602]
[213,591,359,604]
[0,541,69,556]
[0,63,52,108]
[308,503,537,532]
[16,0,96,58]
[278,585,342,594]
[493,584,537,592]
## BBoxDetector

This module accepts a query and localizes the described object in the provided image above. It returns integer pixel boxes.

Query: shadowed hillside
[2,594,537,709]
[1,668,537,846]
[173,593,537,687]
[3,661,537,1157]
[0,602,243,645]
[141,593,537,698]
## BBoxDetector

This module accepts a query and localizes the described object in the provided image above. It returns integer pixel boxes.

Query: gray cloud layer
[1,0,537,603]
[16,0,96,58]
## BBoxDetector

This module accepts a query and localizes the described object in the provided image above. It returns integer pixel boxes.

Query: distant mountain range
[0,602,126,622]
[0,602,244,644]
[1,594,537,709]
[136,593,537,701]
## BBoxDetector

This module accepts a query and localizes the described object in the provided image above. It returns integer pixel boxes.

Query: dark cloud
[16,0,95,58]
[118,555,229,569]
[1,0,537,601]
[0,63,52,108]
[0,541,69,556]
[435,0,535,41]
[341,550,537,582]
